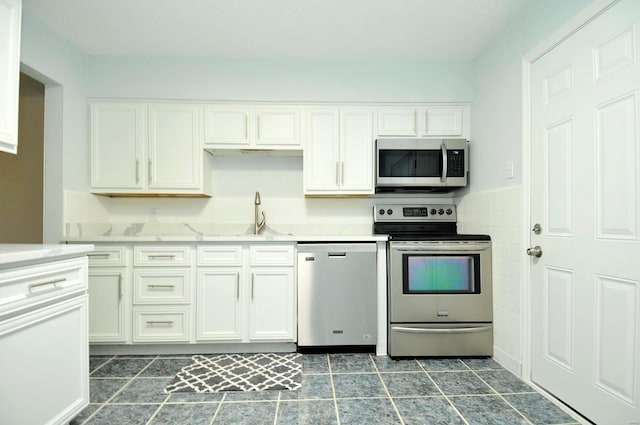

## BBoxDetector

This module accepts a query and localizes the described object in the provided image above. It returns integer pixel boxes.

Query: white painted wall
[467,0,592,193]
[19,11,88,242]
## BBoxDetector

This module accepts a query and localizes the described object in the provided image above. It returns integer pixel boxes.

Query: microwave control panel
[447,150,465,177]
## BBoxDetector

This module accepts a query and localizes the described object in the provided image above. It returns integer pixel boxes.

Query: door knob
[526,246,543,257]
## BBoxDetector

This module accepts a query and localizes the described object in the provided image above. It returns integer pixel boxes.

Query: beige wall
[0,73,45,243]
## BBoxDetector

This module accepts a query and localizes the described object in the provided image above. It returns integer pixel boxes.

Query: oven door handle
[390,244,489,252]
[391,326,492,334]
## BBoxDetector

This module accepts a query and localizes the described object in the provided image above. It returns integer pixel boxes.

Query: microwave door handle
[441,142,447,183]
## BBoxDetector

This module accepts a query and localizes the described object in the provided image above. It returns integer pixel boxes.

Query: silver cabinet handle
[147,284,175,290]
[88,253,110,258]
[251,273,254,301]
[146,321,174,327]
[135,159,140,183]
[148,159,152,182]
[341,161,344,184]
[392,326,492,334]
[118,273,123,301]
[28,278,66,292]
[335,161,339,185]
[148,255,176,260]
[236,272,240,300]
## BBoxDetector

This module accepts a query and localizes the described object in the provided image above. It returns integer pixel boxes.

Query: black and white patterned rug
[164,353,302,393]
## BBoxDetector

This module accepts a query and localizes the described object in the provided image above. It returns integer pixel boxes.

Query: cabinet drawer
[134,246,191,266]
[132,307,190,342]
[0,258,88,318]
[133,269,190,304]
[249,244,294,266]
[197,244,243,266]
[88,246,127,267]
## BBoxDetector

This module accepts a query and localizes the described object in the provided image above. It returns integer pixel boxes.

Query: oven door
[388,241,492,323]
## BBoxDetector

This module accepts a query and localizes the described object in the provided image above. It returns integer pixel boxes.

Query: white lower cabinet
[88,268,128,343]
[249,268,295,341]
[197,268,243,341]
[197,243,296,343]
[87,246,130,343]
[0,255,90,425]
[132,245,193,343]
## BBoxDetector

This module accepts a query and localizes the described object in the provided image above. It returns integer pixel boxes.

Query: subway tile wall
[457,186,523,375]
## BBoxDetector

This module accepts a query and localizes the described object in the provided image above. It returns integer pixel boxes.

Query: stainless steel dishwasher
[297,243,377,347]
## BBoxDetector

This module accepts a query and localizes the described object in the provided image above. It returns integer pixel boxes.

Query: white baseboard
[493,345,521,376]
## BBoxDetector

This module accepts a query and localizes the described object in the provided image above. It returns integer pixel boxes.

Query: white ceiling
[23,0,532,61]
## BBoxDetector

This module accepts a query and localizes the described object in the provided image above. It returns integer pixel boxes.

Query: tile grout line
[273,390,281,425]
[369,354,405,425]
[468,368,535,425]
[418,360,470,425]
[208,392,227,425]
[327,354,341,425]
[83,355,160,425]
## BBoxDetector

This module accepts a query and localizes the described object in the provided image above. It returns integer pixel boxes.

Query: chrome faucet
[254,191,266,235]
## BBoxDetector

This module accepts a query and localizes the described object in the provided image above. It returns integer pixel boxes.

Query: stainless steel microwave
[375,138,468,192]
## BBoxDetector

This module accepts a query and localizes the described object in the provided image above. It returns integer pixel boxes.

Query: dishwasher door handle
[328,252,346,258]
[391,326,492,334]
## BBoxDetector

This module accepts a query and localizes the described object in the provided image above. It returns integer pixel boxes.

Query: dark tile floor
[72,353,581,425]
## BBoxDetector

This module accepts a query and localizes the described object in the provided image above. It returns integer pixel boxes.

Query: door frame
[520,0,621,382]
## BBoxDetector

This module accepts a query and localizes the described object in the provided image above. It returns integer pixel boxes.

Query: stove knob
[446,208,453,215]
[430,208,437,215]
[438,208,445,215]
[387,209,393,215]
[378,209,385,215]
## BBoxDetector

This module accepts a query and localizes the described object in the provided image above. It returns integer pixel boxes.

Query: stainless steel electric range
[374,204,493,357]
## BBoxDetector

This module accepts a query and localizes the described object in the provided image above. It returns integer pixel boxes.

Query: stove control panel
[374,204,456,222]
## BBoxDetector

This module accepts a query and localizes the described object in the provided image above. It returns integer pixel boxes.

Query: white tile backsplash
[457,185,523,374]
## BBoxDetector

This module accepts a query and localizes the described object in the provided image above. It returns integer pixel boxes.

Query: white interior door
[530,1,640,423]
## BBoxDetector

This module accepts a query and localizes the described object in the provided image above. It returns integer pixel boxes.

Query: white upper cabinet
[148,103,202,190]
[376,108,417,136]
[304,107,374,195]
[423,106,463,136]
[204,105,301,151]
[375,104,470,139]
[91,101,211,196]
[91,103,145,190]
[0,0,21,154]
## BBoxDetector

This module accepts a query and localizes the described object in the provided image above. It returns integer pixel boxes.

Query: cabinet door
[0,0,21,154]
[423,107,463,136]
[376,108,417,136]
[255,107,301,147]
[204,106,251,146]
[88,268,128,342]
[91,102,146,190]
[196,268,243,341]
[249,268,295,341]
[340,109,374,193]
[304,109,340,192]
[148,103,202,190]
[0,296,89,425]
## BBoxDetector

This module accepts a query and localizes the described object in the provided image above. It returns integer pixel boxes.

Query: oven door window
[403,254,480,294]
[378,149,442,177]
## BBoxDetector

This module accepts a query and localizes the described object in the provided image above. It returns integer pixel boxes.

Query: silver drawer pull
[392,326,492,334]
[147,255,176,260]
[28,278,66,292]
[146,321,174,327]
[148,284,175,290]
[88,253,110,258]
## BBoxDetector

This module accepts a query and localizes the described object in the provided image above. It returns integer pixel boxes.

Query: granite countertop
[63,223,389,243]
[0,244,95,266]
